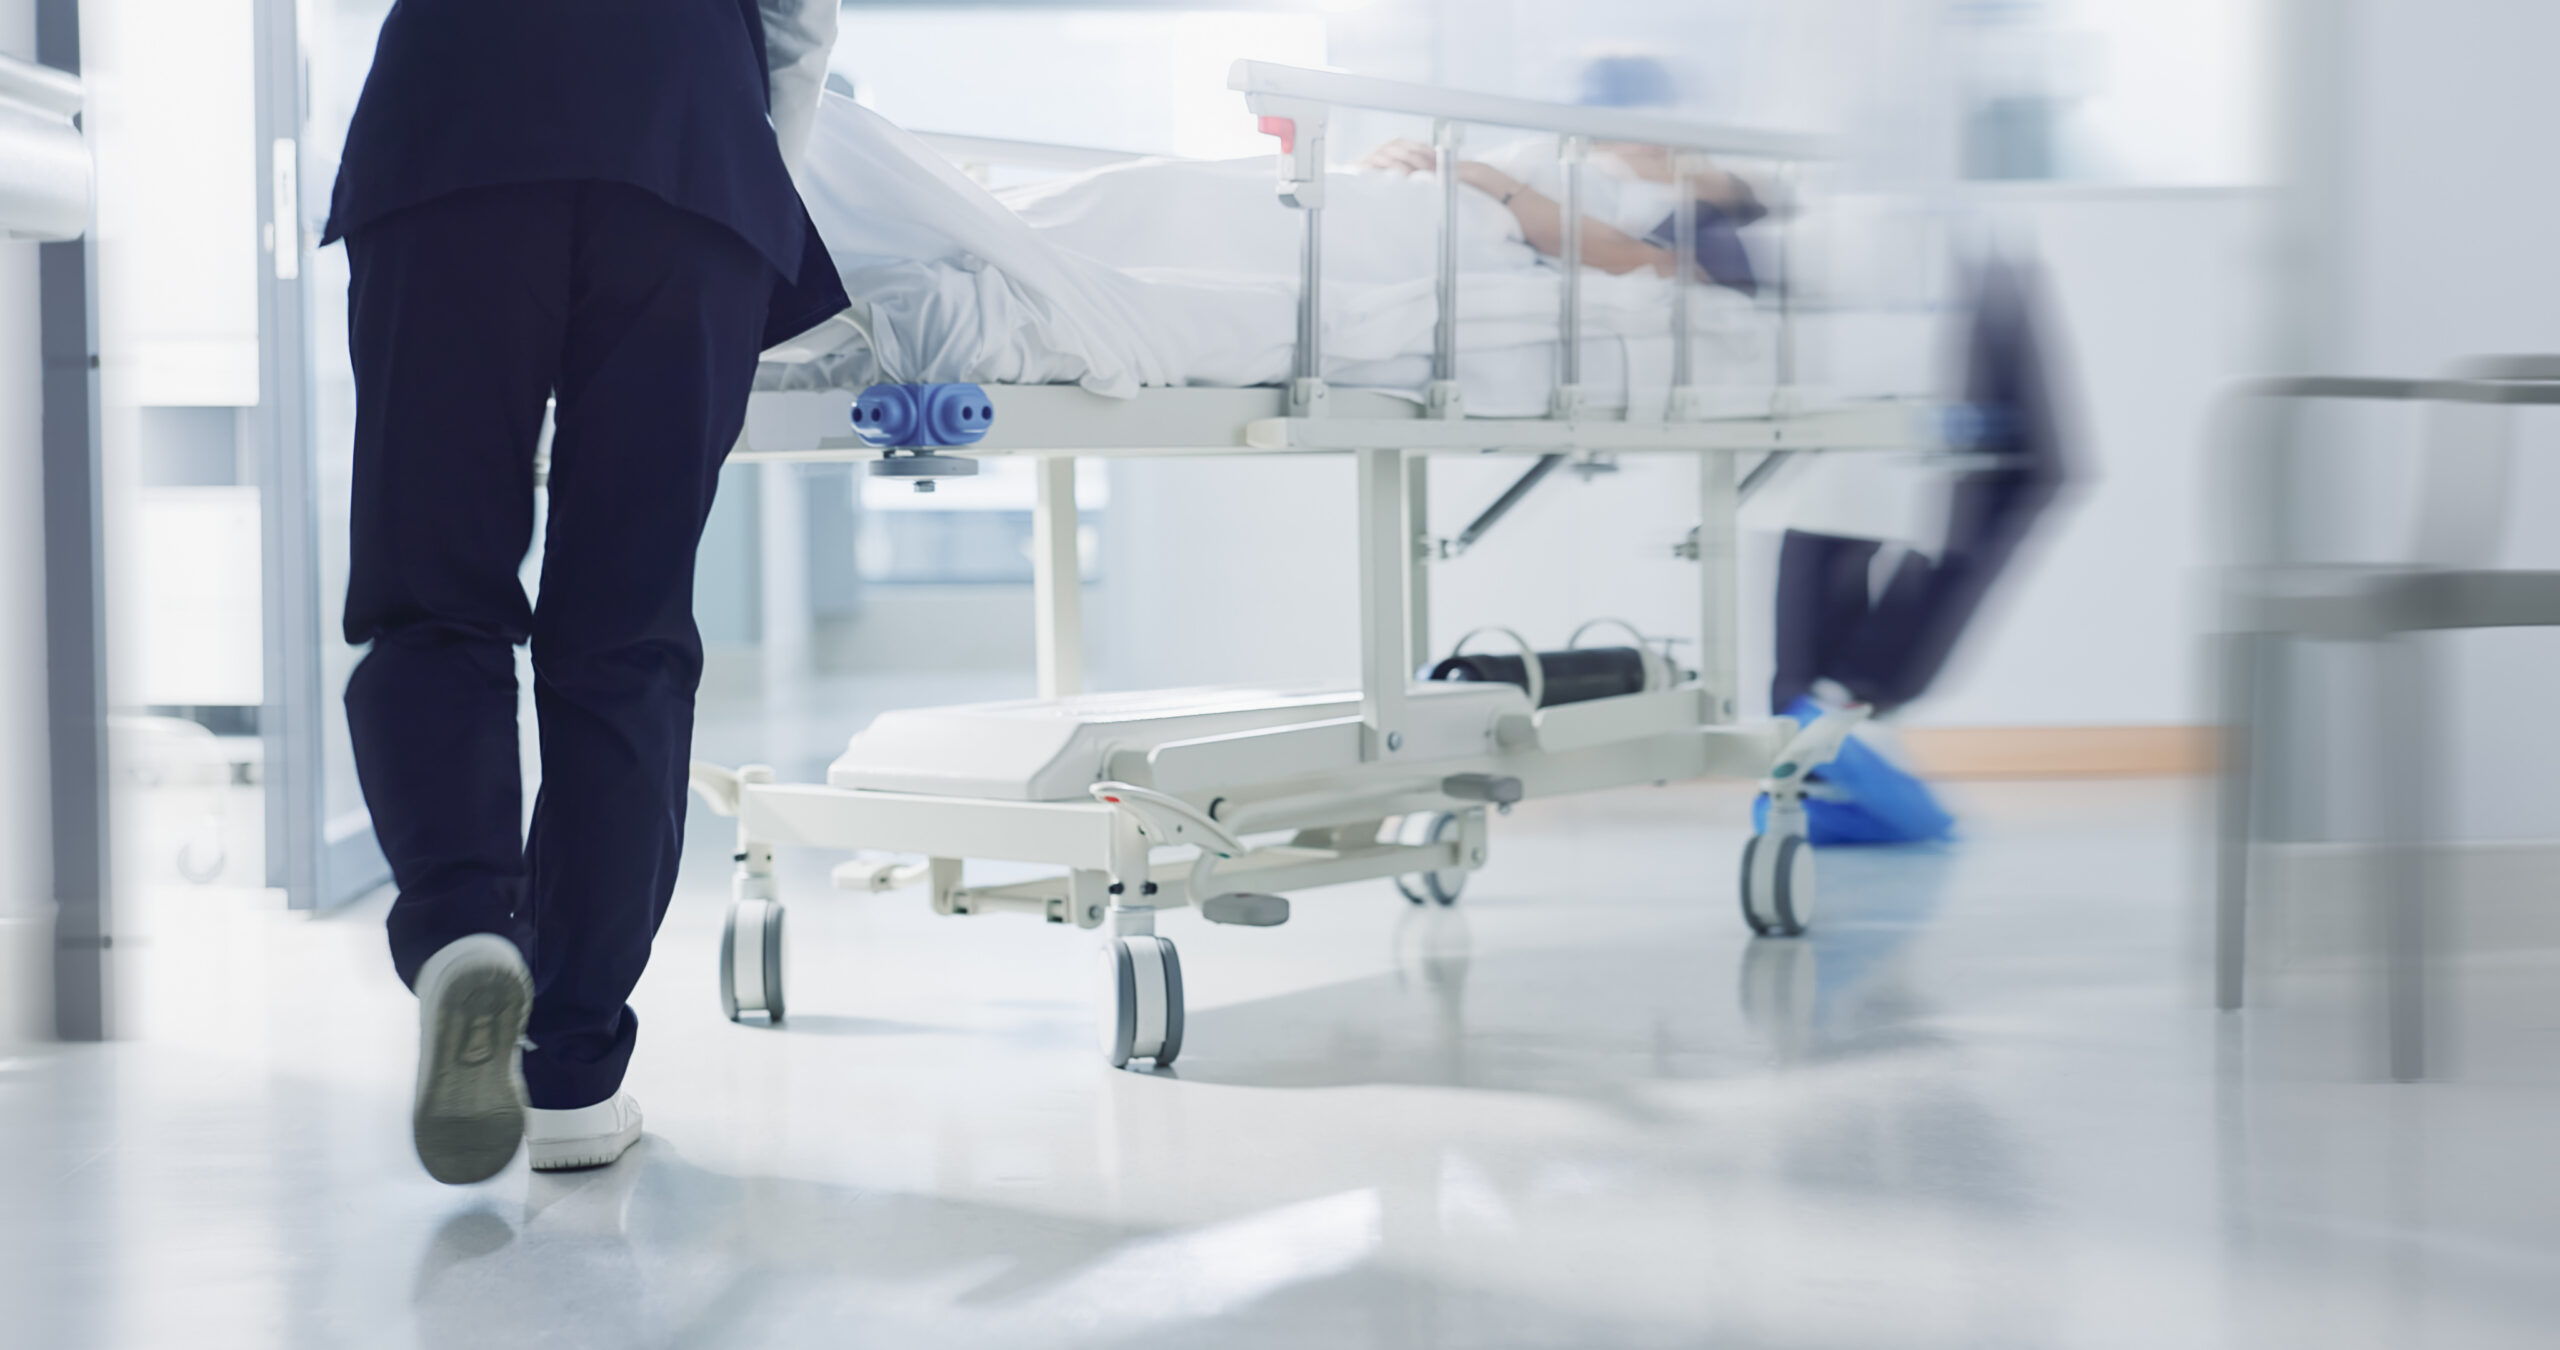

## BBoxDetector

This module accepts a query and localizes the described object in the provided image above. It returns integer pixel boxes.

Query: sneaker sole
[528,1124,642,1172]
[414,961,531,1185]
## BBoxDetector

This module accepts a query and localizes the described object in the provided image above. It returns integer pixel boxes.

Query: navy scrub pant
[343,181,772,1110]
[1769,257,2068,716]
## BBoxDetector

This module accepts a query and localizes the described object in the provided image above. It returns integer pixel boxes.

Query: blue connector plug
[852,383,996,448]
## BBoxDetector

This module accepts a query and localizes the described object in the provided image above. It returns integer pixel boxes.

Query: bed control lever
[1090,783,1250,858]
[687,761,744,817]
[1201,893,1291,927]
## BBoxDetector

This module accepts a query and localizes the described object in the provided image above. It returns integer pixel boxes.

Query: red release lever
[1256,115,1296,154]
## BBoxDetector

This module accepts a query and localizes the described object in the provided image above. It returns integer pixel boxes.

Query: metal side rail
[1244,399,1938,453]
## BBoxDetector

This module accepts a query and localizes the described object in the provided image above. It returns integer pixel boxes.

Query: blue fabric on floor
[1753,699,1957,845]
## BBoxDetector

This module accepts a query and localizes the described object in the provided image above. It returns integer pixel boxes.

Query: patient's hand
[1358,138,1438,175]
[1360,139,1526,203]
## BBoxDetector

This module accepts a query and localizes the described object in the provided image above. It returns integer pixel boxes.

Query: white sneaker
[526,1092,643,1172]
[411,934,532,1185]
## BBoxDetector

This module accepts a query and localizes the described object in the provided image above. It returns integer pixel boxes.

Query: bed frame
[697,61,1934,1068]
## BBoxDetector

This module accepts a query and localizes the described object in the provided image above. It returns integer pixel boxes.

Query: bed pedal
[1441,773,1524,806]
[1201,893,1291,927]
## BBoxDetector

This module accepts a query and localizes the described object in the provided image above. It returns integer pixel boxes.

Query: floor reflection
[1178,842,1960,1099]
[16,778,2560,1348]
[390,1137,1690,1350]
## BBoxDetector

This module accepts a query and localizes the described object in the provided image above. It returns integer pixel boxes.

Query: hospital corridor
[6,2,2560,1348]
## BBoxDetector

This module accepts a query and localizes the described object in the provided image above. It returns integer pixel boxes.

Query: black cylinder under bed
[1426,645,1653,709]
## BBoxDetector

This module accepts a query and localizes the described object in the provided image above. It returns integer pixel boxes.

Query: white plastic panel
[829,682,1530,801]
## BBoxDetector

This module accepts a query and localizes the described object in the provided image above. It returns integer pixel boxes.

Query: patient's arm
[1358,138,1672,276]
[1454,163,1673,276]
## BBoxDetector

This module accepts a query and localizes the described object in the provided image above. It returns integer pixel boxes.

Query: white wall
[0,0,56,1042]
[2280,0,2560,842]
[1096,456,1361,692]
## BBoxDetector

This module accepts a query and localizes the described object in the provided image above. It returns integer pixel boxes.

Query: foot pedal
[1201,893,1290,927]
[1441,773,1524,806]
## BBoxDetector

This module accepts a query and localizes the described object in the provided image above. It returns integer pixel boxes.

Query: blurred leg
[343,185,576,987]
[1771,530,1879,710]
[516,183,773,1109]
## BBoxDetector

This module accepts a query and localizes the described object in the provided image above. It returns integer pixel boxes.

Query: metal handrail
[1230,60,1827,426]
[2237,375,2560,406]
[1227,60,1830,160]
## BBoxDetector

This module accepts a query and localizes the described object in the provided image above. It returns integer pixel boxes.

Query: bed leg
[1357,446,1411,761]
[1405,454,1432,669]
[927,857,964,915]
[1033,455,1084,700]
[1069,869,1112,929]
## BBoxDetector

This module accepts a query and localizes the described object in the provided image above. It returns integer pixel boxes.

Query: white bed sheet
[765,94,1777,415]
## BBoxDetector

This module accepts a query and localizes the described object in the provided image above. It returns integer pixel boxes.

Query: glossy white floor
[8,748,2560,1346]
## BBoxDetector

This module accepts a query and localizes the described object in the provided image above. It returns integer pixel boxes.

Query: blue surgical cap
[1578,54,1678,109]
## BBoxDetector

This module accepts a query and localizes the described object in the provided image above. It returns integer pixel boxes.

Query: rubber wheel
[1395,811,1467,906]
[719,902,741,1021]
[720,898,786,1023]
[1738,834,1774,937]
[1098,934,1183,1070]
[1101,940,1136,1068]
[1155,939,1185,1067]
[760,902,787,1024]
[1739,834,1813,939]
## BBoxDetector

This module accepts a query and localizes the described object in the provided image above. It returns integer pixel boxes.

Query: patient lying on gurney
[1356,134,1766,292]
[768,90,1776,407]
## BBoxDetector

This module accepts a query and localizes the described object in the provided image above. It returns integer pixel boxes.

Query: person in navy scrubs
[321,0,848,1184]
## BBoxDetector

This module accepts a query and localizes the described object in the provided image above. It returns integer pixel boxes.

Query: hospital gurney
[693,61,1943,1069]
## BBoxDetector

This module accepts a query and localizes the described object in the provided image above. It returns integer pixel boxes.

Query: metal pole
[1775,163,1799,393]
[2377,634,2430,1081]
[1670,157,1696,396]
[1032,456,1085,699]
[1553,135,1587,418]
[1404,454,1432,674]
[37,0,110,1041]
[2214,629,2260,1012]
[1696,449,1738,724]
[1292,205,1327,416]
[1356,447,1409,760]
[1446,454,1565,556]
[1429,119,1463,418]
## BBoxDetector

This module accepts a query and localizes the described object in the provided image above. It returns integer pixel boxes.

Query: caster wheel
[1394,811,1467,907]
[720,898,786,1023]
[1739,832,1812,938]
[1098,934,1184,1069]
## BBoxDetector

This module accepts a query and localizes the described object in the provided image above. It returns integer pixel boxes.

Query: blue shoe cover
[1752,699,1956,846]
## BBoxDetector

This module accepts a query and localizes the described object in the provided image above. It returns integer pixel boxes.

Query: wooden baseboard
[1899,725,2215,779]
